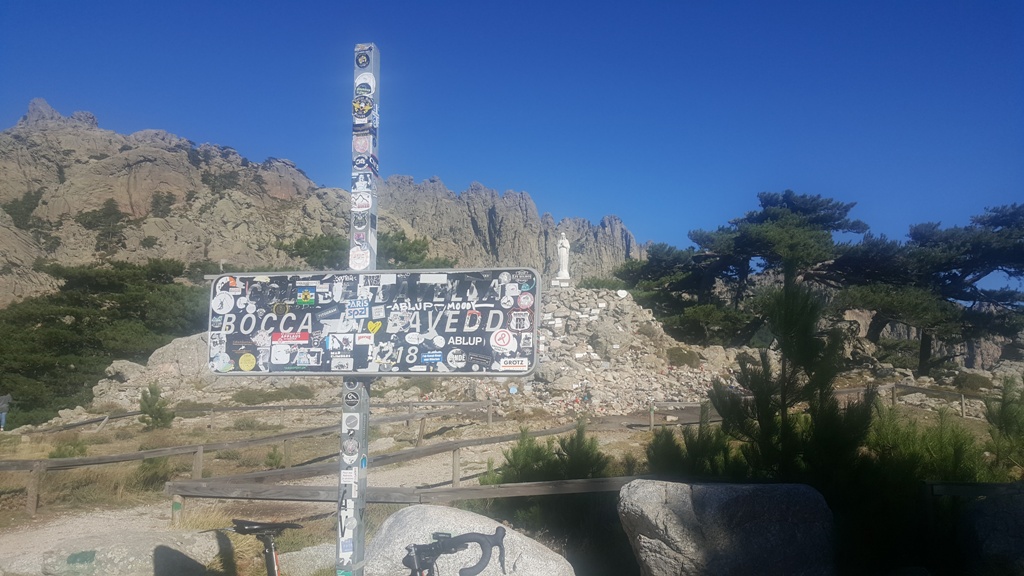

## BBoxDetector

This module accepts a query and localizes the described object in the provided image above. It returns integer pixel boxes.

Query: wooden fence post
[649,401,655,432]
[452,448,461,488]
[283,439,292,468]
[26,461,44,516]
[891,386,898,406]
[191,445,204,479]
[416,417,427,447]
[961,394,966,418]
[96,415,110,432]
[486,403,493,427]
[407,404,414,427]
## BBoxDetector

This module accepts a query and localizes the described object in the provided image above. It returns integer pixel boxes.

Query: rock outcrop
[618,479,836,576]
[86,285,732,419]
[957,483,1024,574]
[365,505,575,576]
[0,100,645,307]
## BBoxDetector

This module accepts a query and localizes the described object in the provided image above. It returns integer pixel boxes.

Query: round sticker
[355,72,376,94]
[405,332,423,345]
[353,155,370,170]
[355,51,370,68]
[353,135,371,154]
[342,438,359,456]
[350,246,371,270]
[517,293,534,309]
[211,352,234,373]
[447,348,467,369]
[500,295,515,309]
[490,329,518,354]
[238,353,257,371]
[352,96,373,119]
[212,292,234,314]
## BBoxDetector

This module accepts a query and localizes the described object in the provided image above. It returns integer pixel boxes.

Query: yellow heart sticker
[367,321,382,334]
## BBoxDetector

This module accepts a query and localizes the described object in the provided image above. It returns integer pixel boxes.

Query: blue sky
[1,0,1021,251]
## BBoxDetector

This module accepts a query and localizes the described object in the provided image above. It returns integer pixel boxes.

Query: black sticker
[344,391,359,407]
[352,96,373,119]
[355,82,373,96]
[355,51,370,68]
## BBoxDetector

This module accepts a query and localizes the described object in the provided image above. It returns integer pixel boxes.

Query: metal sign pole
[338,42,380,576]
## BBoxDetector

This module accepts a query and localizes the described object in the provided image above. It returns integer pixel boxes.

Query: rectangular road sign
[208,268,539,376]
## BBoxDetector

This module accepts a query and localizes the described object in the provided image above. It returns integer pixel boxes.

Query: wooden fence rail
[39,400,490,434]
[2,382,988,518]
[166,475,645,509]
[0,402,491,515]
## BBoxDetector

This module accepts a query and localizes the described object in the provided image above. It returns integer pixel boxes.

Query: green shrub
[150,191,175,217]
[645,426,685,475]
[876,338,919,370]
[132,457,174,490]
[666,347,701,368]
[231,385,314,405]
[985,376,1024,471]
[48,435,88,458]
[201,170,240,195]
[2,188,44,230]
[216,449,242,460]
[953,372,993,393]
[491,428,558,484]
[141,236,159,249]
[74,198,125,230]
[553,421,609,480]
[576,277,627,290]
[174,400,216,413]
[138,383,175,430]
[265,446,284,469]
[230,416,282,432]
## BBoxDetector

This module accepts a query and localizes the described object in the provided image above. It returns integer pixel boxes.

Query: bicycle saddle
[230,518,303,536]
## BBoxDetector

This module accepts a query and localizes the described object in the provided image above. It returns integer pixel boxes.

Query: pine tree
[138,383,175,430]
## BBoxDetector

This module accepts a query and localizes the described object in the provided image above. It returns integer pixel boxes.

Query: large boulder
[957,485,1024,574]
[618,479,835,576]
[365,505,575,576]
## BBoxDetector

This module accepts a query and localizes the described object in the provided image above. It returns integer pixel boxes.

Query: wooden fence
[0,401,492,515]
[163,422,584,522]
[1,382,989,518]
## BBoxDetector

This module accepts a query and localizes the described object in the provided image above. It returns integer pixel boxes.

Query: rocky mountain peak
[17,98,98,129]
[0,100,647,307]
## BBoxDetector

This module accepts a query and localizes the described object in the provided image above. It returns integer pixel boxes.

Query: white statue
[556,232,571,280]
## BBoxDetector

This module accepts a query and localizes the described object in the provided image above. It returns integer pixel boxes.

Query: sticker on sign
[207,268,540,376]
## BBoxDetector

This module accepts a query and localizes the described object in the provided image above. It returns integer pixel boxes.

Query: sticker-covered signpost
[207,268,540,574]
[204,43,540,576]
[339,42,377,576]
[208,269,541,378]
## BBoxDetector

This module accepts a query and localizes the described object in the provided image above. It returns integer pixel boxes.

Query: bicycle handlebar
[403,526,507,576]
